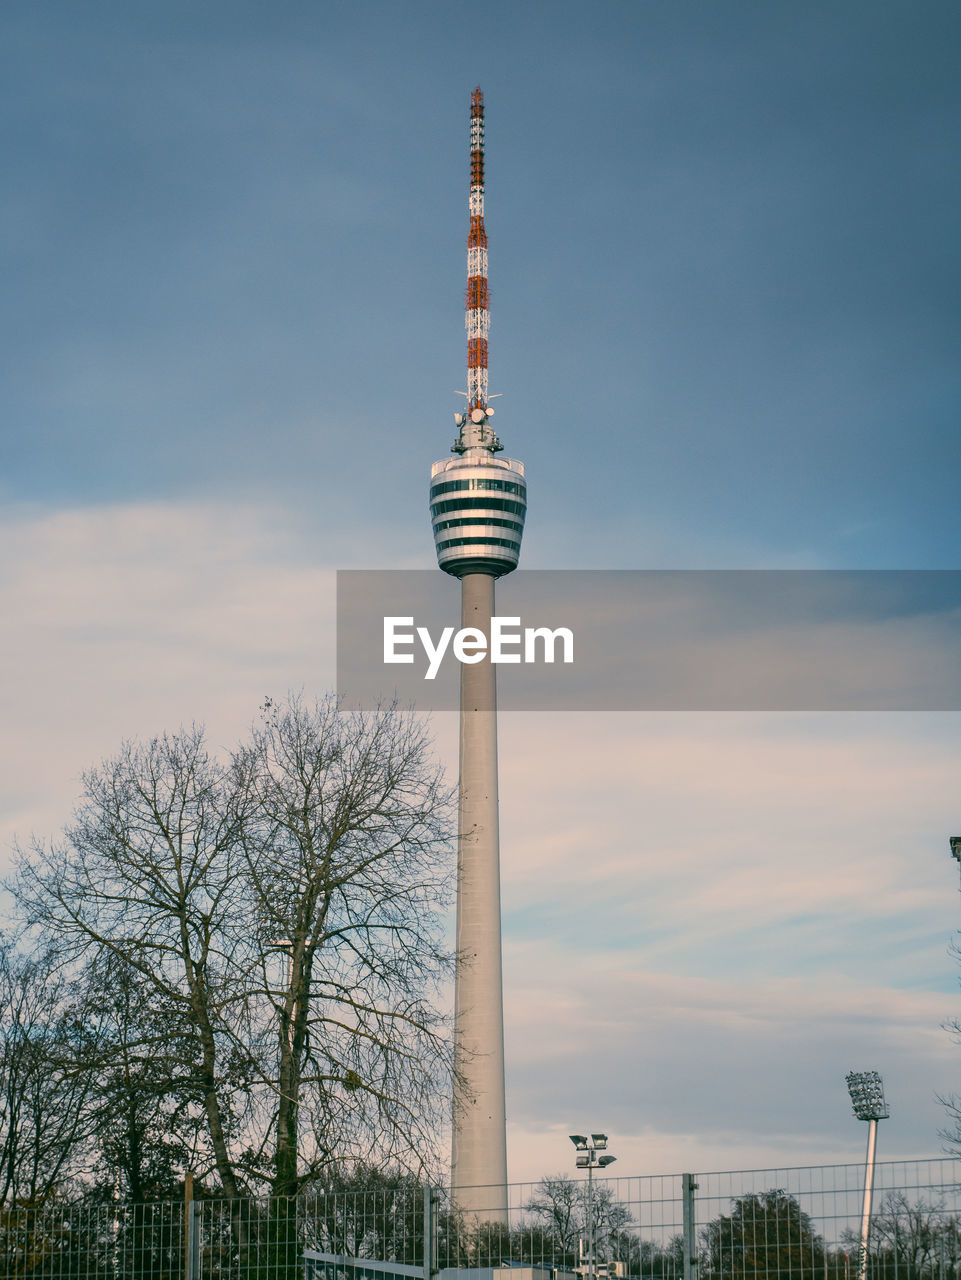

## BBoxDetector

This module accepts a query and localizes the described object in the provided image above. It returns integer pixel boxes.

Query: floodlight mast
[846,1071,889,1280]
[570,1133,617,1280]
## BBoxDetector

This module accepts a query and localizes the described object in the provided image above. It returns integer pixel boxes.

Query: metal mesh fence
[2,1158,961,1280]
[0,1200,186,1280]
[692,1159,961,1280]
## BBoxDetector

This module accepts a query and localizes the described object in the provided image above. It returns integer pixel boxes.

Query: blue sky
[2,1,961,1183]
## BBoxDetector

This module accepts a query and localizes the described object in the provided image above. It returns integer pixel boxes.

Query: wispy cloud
[0,499,335,861]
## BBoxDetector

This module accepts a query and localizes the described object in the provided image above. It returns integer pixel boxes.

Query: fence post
[184,1185,200,1280]
[424,1186,435,1280]
[683,1174,698,1280]
[184,1174,193,1280]
[423,1186,435,1280]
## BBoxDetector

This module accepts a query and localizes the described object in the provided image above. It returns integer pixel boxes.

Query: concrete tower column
[451,571,508,1223]
[429,437,526,1225]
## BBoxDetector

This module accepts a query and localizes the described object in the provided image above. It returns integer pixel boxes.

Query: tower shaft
[451,572,508,1222]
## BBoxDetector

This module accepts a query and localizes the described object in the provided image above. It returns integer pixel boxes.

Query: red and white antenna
[466,86,489,413]
[453,88,500,454]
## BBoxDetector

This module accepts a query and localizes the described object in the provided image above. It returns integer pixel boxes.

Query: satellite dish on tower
[471,408,486,423]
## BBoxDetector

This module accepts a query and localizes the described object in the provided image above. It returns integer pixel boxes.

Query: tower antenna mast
[467,86,489,415]
[454,88,501,454]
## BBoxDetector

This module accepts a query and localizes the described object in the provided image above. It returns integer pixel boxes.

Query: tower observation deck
[430,438,527,580]
[429,88,522,1224]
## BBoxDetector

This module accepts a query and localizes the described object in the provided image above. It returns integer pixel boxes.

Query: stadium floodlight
[846,1070,889,1121]
[591,1133,608,1149]
[570,1135,589,1149]
[846,1071,889,1280]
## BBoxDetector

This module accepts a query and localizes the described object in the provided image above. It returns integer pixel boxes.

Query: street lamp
[570,1133,617,1280]
[846,1071,889,1280]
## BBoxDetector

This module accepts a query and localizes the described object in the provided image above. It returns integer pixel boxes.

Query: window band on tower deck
[431,497,526,517]
[430,478,526,499]
[433,517,525,534]
[435,535,521,553]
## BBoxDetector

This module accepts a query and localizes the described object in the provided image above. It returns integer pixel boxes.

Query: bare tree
[841,1193,961,1280]
[11,694,454,1201]
[526,1174,635,1264]
[14,725,251,1197]
[0,939,98,1205]
[526,1175,583,1257]
[234,696,454,1197]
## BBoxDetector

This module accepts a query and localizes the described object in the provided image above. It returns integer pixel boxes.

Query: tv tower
[429,87,526,1223]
